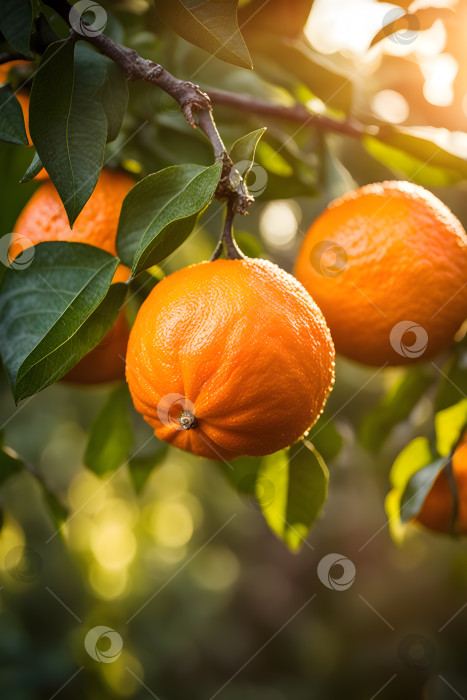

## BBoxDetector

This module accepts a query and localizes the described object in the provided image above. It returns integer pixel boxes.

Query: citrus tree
[1,1,467,698]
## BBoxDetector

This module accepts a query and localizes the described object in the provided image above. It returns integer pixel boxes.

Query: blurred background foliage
[2,0,467,698]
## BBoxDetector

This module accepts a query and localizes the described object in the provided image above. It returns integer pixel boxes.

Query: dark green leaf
[229,128,267,172]
[0,242,126,402]
[0,0,33,56]
[216,455,262,496]
[20,150,43,183]
[0,85,28,146]
[306,414,343,462]
[117,163,222,276]
[128,443,168,494]
[435,348,467,412]
[85,385,134,476]
[0,434,24,486]
[154,0,252,70]
[400,457,445,523]
[359,368,435,453]
[258,440,329,551]
[29,41,128,226]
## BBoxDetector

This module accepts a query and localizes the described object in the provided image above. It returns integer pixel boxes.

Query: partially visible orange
[0,60,31,84]
[13,168,135,256]
[126,257,335,460]
[15,92,48,179]
[13,169,135,384]
[414,436,467,534]
[294,181,467,366]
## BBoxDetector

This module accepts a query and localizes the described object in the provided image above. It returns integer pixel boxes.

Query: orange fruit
[15,92,48,179]
[126,258,335,460]
[414,436,467,534]
[0,60,31,84]
[294,181,467,366]
[13,169,135,384]
[13,168,134,256]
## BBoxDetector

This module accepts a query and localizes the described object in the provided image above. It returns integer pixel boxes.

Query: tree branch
[42,0,252,213]
[207,88,368,139]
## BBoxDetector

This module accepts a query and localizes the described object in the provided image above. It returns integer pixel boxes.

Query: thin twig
[210,199,244,261]
[207,87,367,139]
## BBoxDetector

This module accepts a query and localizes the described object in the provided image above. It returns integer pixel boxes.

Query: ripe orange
[13,169,135,384]
[0,60,31,84]
[15,92,48,179]
[294,181,467,366]
[126,258,335,460]
[414,436,467,534]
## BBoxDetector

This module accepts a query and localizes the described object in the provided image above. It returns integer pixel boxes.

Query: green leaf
[306,414,343,462]
[248,36,352,113]
[359,368,435,453]
[435,347,467,412]
[435,399,467,458]
[390,436,435,490]
[154,0,252,70]
[85,385,134,476]
[0,0,33,57]
[0,242,127,402]
[0,434,24,486]
[29,41,128,226]
[364,128,467,187]
[0,85,28,146]
[229,128,267,171]
[128,443,168,494]
[43,489,68,531]
[258,440,329,552]
[400,457,446,523]
[216,455,262,496]
[117,162,222,276]
[20,150,43,183]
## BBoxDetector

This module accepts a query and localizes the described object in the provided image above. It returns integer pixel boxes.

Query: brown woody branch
[207,88,367,139]
[42,0,252,214]
[41,0,369,216]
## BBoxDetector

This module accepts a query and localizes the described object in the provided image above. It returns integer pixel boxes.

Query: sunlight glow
[421,53,458,106]
[372,90,410,123]
[260,201,301,248]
